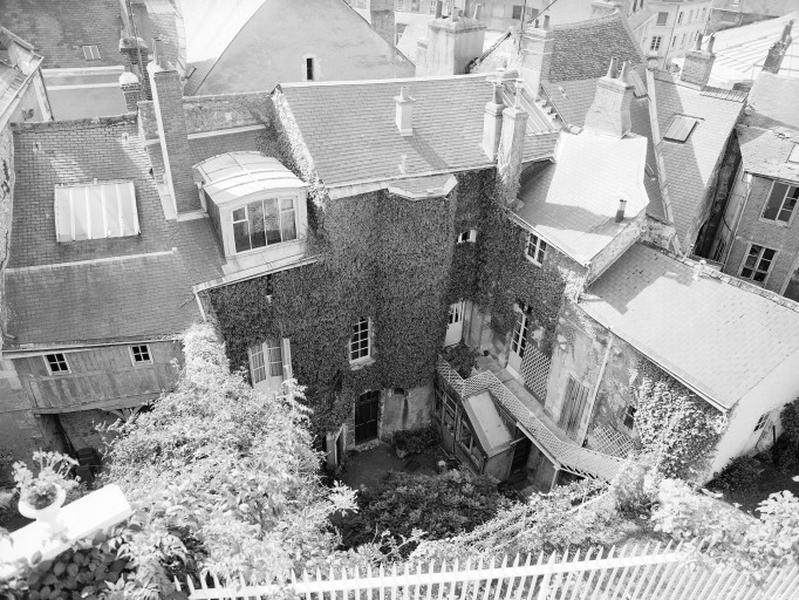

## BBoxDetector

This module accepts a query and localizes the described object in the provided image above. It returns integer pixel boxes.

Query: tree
[102,324,356,584]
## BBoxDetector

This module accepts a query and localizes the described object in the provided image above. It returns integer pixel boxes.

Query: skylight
[789,143,799,164]
[54,181,140,242]
[663,115,699,143]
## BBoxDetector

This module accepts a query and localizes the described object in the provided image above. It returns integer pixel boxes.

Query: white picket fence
[173,542,799,600]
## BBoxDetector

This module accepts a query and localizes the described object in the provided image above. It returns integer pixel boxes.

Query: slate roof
[579,243,799,410]
[516,130,649,265]
[6,116,225,350]
[472,13,643,83]
[651,73,745,252]
[277,74,559,188]
[0,62,25,119]
[177,0,413,95]
[0,0,124,68]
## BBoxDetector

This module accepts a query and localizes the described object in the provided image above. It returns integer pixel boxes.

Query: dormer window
[194,152,308,265]
[54,181,139,242]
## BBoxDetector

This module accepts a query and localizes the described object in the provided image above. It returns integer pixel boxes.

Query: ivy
[631,360,728,480]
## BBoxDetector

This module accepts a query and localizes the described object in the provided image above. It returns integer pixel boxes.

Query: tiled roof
[0,0,124,68]
[738,125,799,181]
[0,62,25,120]
[516,130,649,265]
[181,0,413,96]
[651,73,744,252]
[548,13,643,82]
[579,243,799,410]
[6,116,224,349]
[747,71,799,130]
[5,251,198,347]
[278,74,559,188]
[540,76,668,222]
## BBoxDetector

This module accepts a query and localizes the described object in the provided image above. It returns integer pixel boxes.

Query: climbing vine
[631,360,728,480]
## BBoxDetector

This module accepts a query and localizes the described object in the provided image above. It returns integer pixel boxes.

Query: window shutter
[281,337,293,379]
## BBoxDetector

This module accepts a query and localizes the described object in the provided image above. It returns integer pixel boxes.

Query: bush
[441,343,478,379]
[708,455,762,493]
[337,470,507,554]
[781,398,799,446]
[771,435,799,475]
[392,426,440,456]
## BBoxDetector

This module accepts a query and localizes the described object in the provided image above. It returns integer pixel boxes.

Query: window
[44,353,70,375]
[232,197,297,253]
[663,115,699,142]
[788,144,799,163]
[248,339,282,384]
[350,317,372,363]
[677,11,683,24]
[457,229,476,244]
[428,0,437,14]
[672,36,677,47]
[680,33,686,47]
[753,412,770,433]
[130,344,152,365]
[510,305,530,359]
[512,4,523,19]
[82,45,101,61]
[623,405,637,429]
[656,12,668,26]
[739,244,777,283]
[54,181,140,242]
[762,182,799,223]
[395,0,405,9]
[525,232,547,265]
[305,57,315,81]
[650,36,662,51]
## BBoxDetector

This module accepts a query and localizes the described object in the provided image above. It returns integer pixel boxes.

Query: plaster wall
[380,384,433,435]
[710,349,799,474]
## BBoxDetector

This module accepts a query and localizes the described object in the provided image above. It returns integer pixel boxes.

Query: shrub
[338,470,507,554]
[781,398,799,446]
[13,451,78,509]
[392,426,440,455]
[771,435,799,475]
[708,455,762,493]
[441,343,478,379]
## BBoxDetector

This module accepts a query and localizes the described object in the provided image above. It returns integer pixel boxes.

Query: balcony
[436,357,626,483]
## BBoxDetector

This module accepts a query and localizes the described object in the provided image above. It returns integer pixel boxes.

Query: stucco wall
[380,384,433,436]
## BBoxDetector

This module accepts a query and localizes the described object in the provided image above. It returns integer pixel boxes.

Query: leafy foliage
[771,435,799,475]
[631,362,728,480]
[101,324,356,584]
[391,426,441,456]
[13,452,78,509]
[440,343,478,378]
[708,456,762,493]
[338,470,506,554]
[781,397,799,447]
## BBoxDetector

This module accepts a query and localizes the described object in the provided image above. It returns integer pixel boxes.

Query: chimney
[415,13,486,76]
[763,20,793,74]
[496,82,529,202]
[518,19,555,99]
[395,86,415,136]
[680,33,716,87]
[434,1,443,18]
[615,198,627,223]
[584,58,634,138]
[147,43,201,214]
[368,0,396,49]
[482,71,506,160]
[118,35,151,99]
[118,69,142,112]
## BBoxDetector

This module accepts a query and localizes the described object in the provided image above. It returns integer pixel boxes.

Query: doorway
[445,300,466,346]
[354,390,380,445]
[507,306,530,378]
[509,434,532,479]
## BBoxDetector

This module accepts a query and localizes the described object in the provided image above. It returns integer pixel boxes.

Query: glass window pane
[264,199,280,244]
[234,220,251,252]
[280,209,297,241]
[763,183,788,220]
[267,341,282,378]
[249,344,266,383]
[248,201,266,249]
[232,207,246,222]
[73,192,90,240]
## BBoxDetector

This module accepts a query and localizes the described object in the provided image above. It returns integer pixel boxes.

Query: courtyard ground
[339,443,449,490]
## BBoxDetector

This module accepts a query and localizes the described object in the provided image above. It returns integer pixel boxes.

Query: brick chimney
[118,69,142,112]
[496,82,529,202]
[119,36,151,99]
[518,18,555,99]
[147,43,200,214]
[763,20,793,74]
[680,34,716,88]
[584,58,634,138]
[395,86,415,136]
[416,12,486,76]
[482,72,506,161]
[368,0,396,48]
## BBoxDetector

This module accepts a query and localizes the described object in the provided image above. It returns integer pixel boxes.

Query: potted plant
[13,451,78,530]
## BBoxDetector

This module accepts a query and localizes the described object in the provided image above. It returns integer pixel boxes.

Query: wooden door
[559,376,591,439]
[444,301,465,346]
[507,309,529,378]
[355,391,380,445]
[510,435,532,476]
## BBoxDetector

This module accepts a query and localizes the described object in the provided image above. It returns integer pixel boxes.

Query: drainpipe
[577,328,614,446]
[721,169,753,268]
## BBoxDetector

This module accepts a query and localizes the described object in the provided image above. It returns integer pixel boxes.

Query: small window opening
[82,45,101,61]
[130,344,152,364]
[305,57,315,81]
[45,353,70,375]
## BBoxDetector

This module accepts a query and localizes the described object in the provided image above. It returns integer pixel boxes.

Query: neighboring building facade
[711,71,799,299]
[644,0,713,64]
[709,0,799,32]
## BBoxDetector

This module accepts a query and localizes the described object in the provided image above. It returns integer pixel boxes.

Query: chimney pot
[615,198,627,223]
[782,20,794,43]
[395,86,415,136]
[543,15,550,29]
[607,56,619,79]
[706,34,715,55]
[618,60,629,81]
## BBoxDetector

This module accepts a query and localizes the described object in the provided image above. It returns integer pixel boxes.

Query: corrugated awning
[462,391,513,458]
[194,152,305,205]
[54,180,139,242]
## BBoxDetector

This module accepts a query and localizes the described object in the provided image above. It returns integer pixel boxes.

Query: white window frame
[44,353,71,375]
[525,232,547,266]
[230,195,298,255]
[760,181,799,225]
[739,243,777,284]
[248,338,283,384]
[457,229,477,244]
[82,45,101,61]
[753,411,771,433]
[129,344,152,366]
[650,36,662,52]
[349,317,373,365]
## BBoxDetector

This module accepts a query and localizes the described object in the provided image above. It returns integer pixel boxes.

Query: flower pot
[395,446,409,460]
[18,485,66,532]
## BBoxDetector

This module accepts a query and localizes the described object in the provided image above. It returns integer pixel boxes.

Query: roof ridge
[551,11,622,31]
[279,72,489,89]
[12,114,137,132]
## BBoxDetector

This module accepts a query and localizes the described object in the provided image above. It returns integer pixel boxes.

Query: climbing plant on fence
[631,360,728,480]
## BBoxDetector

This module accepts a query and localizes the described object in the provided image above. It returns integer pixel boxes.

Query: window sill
[524,255,543,267]
[349,357,375,371]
